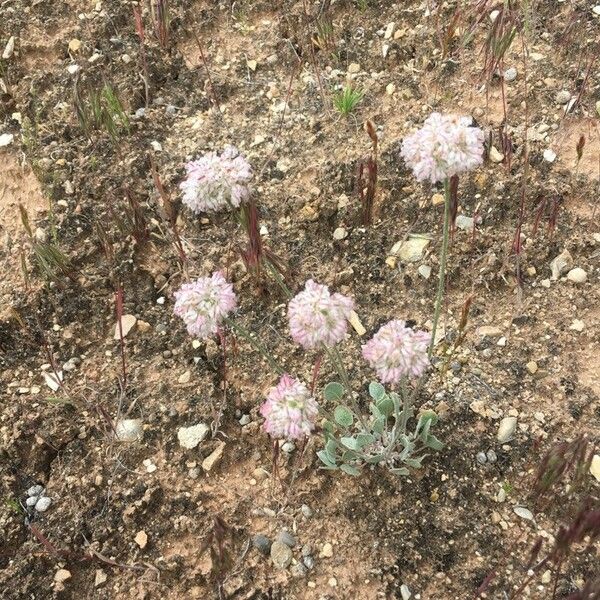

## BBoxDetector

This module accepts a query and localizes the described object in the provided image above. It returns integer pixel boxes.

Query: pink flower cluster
[362,320,430,383]
[260,374,319,440]
[288,280,354,350]
[173,272,237,339]
[400,113,485,183]
[180,145,252,213]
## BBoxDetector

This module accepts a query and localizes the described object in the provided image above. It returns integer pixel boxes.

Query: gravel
[277,530,296,548]
[34,497,52,512]
[270,541,293,569]
[252,534,271,556]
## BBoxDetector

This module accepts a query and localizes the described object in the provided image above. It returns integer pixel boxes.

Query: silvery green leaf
[325,439,338,457]
[341,450,359,463]
[377,396,394,417]
[420,418,433,443]
[341,436,359,450]
[415,410,437,437]
[317,450,336,468]
[372,415,386,434]
[425,434,444,451]
[397,434,412,449]
[340,464,361,476]
[365,454,386,464]
[421,410,438,426]
[334,405,354,428]
[322,420,335,434]
[356,433,375,448]
[403,457,424,468]
[323,382,344,402]
[370,403,383,418]
[399,439,415,460]
[390,392,401,411]
[369,381,386,401]
[391,467,410,476]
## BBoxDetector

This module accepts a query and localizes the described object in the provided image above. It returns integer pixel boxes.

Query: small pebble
[333,227,348,241]
[281,441,295,453]
[555,90,571,105]
[277,530,296,548]
[513,506,534,521]
[35,497,52,512]
[291,563,307,578]
[486,449,497,463]
[566,268,587,284]
[476,451,487,465]
[301,504,313,518]
[270,541,293,569]
[27,485,44,497]
[504,67,517,82]
[497,417,517,443]
[252,534,271,556]
[54,569,71,583]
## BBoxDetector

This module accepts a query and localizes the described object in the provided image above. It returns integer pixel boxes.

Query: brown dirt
[0,1,599,600]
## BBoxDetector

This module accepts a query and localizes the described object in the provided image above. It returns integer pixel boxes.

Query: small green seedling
[333,85,364,116]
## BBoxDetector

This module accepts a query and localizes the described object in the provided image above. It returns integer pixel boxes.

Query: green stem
[429,178,451,357]
[399,378,411,436]
[224,317,284,374]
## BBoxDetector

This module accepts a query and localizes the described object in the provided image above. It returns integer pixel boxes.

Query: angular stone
[202,441,225,471]
[177,424,209,449]
[114,314,137,339]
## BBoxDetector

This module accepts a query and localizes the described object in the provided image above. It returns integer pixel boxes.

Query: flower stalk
[429,178,451,357]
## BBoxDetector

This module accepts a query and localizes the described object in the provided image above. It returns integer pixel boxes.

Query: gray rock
[513,506,534,521]
[239,414,251,426]
[550,249,573,280]
[417,264,432,279]
[177,424,209,449]
[400,584,412,600]
[291,563,307,578]
[270,541,293,569]
[303,555,315,570]
[25,496,38,507]
[455,215,474,231]
[333,227,348,241]
[566,267,587,284]
[392,235,431,263]
[486,449,498,463]
[252,534,271,556]
[300,504,313,518]
[555,90,571,105]
[497,417,517,443]
[504,67,517,82]
[27,485,44,497]
[115,419,143,442]
[277,530,296,548]
[476,451,487,464]
[281,441,295,453]
[35,497,52,512]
